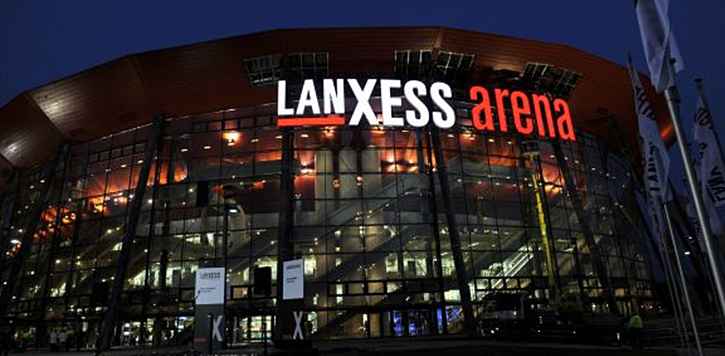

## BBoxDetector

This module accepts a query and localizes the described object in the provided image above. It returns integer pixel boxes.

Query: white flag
[683,193,704,248]
[648,194,669,252]
[634,0,684,92]
[684,189,722,241]
[693,92,725,208]
[628,57,671,200]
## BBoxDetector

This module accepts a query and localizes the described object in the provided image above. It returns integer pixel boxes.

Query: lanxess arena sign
[277,79,576,142]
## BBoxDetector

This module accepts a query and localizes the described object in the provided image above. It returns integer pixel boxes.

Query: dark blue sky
[0,1,723,188]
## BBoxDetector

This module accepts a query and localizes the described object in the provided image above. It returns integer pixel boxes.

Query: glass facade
[0,90,655,347]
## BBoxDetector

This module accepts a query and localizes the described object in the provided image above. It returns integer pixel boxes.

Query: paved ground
[5,338,722,356]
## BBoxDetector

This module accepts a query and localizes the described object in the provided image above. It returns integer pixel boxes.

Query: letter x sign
[293,311,304,340]
[213,315,224,342]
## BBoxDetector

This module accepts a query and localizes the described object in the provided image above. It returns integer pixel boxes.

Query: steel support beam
[550,140,619,314]
[419,129,448,333]
[274,127,296,343]
[428,127,477,336]
[0,170,19,285]
[97,114,165,353]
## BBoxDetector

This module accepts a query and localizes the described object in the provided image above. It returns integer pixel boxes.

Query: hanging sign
[195,267,225,305]
[283,259,304,300]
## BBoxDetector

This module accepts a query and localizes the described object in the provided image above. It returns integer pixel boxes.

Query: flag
[693,89,725,234]
[683,193,704,248]
[684,189,722,242]
[648,195,670,252]
[693,91,725,208]
[628,56,671,200]
[634,0,684,92]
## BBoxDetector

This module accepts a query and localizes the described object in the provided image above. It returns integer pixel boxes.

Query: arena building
[0,27,672,347]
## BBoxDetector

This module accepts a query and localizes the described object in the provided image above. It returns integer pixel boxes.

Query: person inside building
[58,328,68,352]
[49,328,59,352]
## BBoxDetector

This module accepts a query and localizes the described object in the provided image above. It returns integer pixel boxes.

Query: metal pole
[663,80,725,321]
[627,200,687,348]
[527,153,557,301]
[263,317,268,356]
[222,204,229,350]
[208,314,213,355]
[659,231,689,350]
[663,203,703,356]
[691,79,725,319]
[274,127,295,342]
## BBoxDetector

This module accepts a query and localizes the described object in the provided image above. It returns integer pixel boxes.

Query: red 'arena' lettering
[469,86,576,141]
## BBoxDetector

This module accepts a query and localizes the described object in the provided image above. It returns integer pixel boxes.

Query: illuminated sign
[277,79,576,141]
[195,267,225,305]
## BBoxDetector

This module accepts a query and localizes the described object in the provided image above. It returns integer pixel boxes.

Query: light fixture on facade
[224,131,240,146]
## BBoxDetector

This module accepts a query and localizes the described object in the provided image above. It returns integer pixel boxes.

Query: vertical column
[98,113,165,351]
[274,127,299,344]
[0,171,18,287]
[422,129,448,333]
[526,151,558,300]
[428,127,476,336]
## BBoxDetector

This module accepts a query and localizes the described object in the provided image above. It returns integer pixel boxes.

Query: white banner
[693,93,725,211]
[628,57,671,200]
[283,259,304,300]
[644,193,668,255]
[634,0,684,92]
[195,267,225,305]
[684,190,723,244]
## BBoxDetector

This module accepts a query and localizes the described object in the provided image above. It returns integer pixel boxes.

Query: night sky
[0,1,723,193]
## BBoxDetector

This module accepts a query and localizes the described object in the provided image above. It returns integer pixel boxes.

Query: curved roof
[0,26,671,174]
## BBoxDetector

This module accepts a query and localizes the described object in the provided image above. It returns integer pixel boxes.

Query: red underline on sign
[277,115,346,127]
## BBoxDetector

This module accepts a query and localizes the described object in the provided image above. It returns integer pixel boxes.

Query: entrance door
[234,314,272,343]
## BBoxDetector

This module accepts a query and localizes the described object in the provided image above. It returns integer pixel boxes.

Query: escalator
[310,185,587,338]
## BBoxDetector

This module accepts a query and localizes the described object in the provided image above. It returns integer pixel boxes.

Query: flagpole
[663,203,703,356]
[663,63,725,322]
[693,78,725,335]
[657,212,690,350]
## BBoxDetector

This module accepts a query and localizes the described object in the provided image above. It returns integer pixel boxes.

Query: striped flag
[628,56,671,200]
[634,0,684,92]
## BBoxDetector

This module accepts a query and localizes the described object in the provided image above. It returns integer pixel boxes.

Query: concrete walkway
[7,337,723,356]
